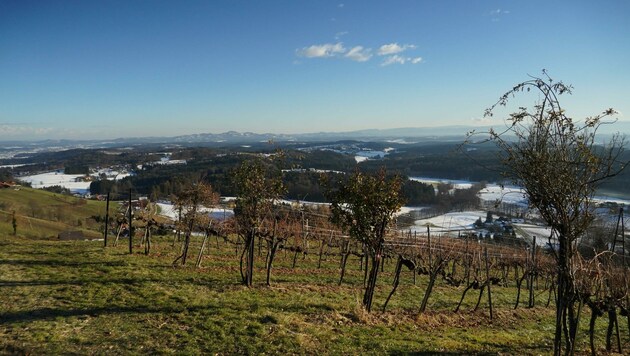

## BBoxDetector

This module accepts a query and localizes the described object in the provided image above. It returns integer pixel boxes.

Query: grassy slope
[2,235,629,355]
[0,187,117,239]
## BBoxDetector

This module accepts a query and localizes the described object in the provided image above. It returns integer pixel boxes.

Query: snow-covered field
[409,176,473,189]
[355,149,390,163]
[20,172,92,194]
[410,177,528,205]
[156,203,234,221]
[478,185,630,207]
[410,176,630,207]
[282,168,344,175]
[153,156,187,165]
[396,206,427,216]
[593,195,630,205]
[402,209,555,242]
[0,163,34,169]
[93,168,133,180]
[478,185,527,206]
[514,224,553,243]
[19,169,132,195]
[410,210,487,233]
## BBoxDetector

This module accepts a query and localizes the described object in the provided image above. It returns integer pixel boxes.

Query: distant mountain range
[163,126,485,143]
[1,122,629,149]
[2,125,487,145]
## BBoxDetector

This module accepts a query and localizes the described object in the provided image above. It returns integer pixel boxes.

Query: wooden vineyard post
[292,213,305,268]
[427,225,432,267]
[303,218,309,261]
[104,192,110,247]
[196,229,209,268]
[173,206,182,247]
[528,236,536,308]
[317,231,331,269]
[465,238,470,285]
[338,239,350,286]
[606,305,622,353]
[485,247,493,321]
[144,221,152,256]
[128,189,133,254]
[411,229,416,286]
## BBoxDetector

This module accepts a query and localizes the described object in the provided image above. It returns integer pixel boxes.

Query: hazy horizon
[2,121,630,145]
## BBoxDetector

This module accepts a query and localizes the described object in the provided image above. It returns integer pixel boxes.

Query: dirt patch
[305,306,553,330]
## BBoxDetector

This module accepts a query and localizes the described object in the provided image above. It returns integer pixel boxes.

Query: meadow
[2,233,629,355]
[1,187,628,354]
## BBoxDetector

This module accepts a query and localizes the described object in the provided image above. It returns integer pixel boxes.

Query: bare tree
[479,71,627,355]
[261,209,301,286]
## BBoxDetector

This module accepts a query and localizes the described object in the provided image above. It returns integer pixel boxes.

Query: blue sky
[1,0,629,140]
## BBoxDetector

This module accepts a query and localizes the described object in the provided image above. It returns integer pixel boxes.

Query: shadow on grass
[390,347,550,355]
[0,277,168,287]
[0,274,229,288]
[0,259,127,267]
[390,353,495,356]
[0,304,218,323]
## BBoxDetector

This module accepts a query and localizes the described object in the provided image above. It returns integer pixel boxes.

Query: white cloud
[334,31,348,40]
[296,41,422,66]
[381,55,406,66]
[344,46,372,62]
[377,43,416,56]
[381,55,423,66]
[490,8,509,15]
[296,43,345,58]
[295,42,372,63]
[489,8,510,21]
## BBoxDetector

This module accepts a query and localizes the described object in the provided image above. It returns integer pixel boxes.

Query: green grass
[0,187,116,239]
[3,234,630,355]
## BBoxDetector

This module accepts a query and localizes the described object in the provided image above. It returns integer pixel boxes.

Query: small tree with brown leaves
[172,181,219,266]
[233,158,285,287]
[326,168,405,312]
[480,71,627,355]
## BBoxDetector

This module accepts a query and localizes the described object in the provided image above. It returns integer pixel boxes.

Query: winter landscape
[2,1,630,355]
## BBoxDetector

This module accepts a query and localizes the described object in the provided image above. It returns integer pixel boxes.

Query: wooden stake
[485,247,493,321]
[528,236,536,308]
[104,192,110,247]
[128,189,133,254]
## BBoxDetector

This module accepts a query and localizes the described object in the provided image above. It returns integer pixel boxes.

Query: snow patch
[156,202,234,221]
[19,172,91,194]
[413,211,487,233]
